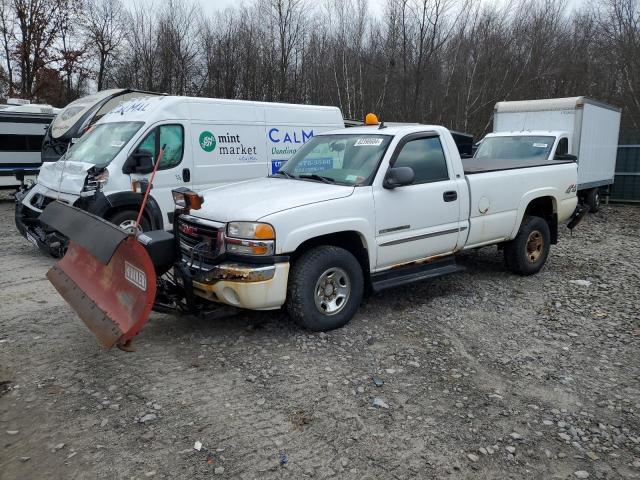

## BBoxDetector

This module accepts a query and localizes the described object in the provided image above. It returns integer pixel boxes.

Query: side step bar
[371,255,464,293]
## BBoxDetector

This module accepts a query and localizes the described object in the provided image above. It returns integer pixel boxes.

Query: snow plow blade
[41,202,156,349]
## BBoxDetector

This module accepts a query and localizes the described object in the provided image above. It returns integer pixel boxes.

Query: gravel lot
[1,194,639,480]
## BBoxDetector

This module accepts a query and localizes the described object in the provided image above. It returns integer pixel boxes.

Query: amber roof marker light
[365,113,379,125]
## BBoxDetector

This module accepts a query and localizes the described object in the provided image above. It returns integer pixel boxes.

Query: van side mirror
[123,150,155,174]
[383,166,415,189]
[554,153,577,161]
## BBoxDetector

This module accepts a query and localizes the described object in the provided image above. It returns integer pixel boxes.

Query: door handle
[182,168,190,182]
[443,190,457,202]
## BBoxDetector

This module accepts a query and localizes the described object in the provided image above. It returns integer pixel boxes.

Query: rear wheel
[504,215,551,275]
[107,209,151,234]
[586,188,601,213]
[286,246,364,331]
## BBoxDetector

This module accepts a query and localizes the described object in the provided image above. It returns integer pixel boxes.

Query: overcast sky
[190,0,584,16]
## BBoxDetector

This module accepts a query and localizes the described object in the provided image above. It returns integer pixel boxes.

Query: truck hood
[192,177,355,222]
[37,160,93,195]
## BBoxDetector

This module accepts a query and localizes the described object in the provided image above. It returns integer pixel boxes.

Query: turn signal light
[172,187,204,210]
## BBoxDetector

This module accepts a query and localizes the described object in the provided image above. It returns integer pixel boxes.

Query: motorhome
[0,100,60,189]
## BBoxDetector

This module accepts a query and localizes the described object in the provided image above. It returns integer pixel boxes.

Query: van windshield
[475,135,555,161]
[63,121,144,167]
[275,134,392,185]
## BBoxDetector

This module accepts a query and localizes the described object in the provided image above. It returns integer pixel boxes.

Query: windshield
[63,121,144,166]
[276,134,392,185]
[475,136,555,161]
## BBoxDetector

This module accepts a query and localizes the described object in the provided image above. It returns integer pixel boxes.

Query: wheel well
[291,231,370,283]
[524,196,558,244]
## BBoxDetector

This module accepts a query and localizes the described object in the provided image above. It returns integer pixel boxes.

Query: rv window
[0,134,44,152]
[136,124,184,170]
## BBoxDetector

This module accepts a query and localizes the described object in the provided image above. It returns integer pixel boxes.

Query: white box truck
[15,95,344,255]
[477,97,621,212]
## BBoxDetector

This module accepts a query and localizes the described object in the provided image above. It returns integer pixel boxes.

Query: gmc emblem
[179,223,197,236]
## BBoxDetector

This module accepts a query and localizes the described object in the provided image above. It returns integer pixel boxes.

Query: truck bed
[463,157,574,174]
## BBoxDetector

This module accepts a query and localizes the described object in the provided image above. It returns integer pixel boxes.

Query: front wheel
[107,209,151,234]
[504,215,551,275]
[286,246,364,331]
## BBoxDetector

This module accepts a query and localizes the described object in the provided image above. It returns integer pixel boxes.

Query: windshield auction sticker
[354,138,383,146]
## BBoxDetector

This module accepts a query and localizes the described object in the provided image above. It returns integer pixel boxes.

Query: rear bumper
[180,261,290,311]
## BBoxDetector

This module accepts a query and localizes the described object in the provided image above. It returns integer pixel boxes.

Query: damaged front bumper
[15,183,110,257]
[14,186,72,257]
[176,260,290,311]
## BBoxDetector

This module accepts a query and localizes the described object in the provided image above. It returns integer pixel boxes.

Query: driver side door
[373,134,462,269]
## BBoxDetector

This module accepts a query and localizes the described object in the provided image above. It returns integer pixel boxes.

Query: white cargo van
[477,97,621,212]
[16,96,344,255]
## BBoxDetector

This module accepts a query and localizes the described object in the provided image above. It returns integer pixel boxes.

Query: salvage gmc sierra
[42,118,583,348]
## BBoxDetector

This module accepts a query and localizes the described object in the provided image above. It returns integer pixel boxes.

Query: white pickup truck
[157,121,580,331]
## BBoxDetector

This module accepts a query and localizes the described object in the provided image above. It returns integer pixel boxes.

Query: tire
[286,246,364,331]
[107,209,151,233]
[586,188,601,213]
[504,215,551,276]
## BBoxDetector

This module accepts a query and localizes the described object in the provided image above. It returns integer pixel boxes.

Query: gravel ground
[1,194,639,480]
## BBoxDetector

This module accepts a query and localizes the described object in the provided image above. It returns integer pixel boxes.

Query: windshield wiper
[298,173,335,184]
[270,170,295,179]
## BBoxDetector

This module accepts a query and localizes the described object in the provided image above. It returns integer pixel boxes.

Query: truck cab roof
[319,124,450,137]
[484,130,566,138]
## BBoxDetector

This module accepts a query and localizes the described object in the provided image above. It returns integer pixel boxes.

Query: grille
[177,215,222,268]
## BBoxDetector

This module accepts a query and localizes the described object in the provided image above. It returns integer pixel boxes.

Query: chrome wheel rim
[119,219,139,234]
[314,267,351,315]
[526,230,544,263]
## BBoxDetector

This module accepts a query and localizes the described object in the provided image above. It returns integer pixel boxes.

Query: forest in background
[1,0,639,138]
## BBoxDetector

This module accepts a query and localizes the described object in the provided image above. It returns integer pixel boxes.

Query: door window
[392,136,449,184]
[135,124,184,170]
[555,137,568,157]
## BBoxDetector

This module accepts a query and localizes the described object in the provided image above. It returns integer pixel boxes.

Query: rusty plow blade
[41,202,156,349]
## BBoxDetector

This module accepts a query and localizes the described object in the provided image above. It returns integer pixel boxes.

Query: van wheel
[107,209,151,233]
[504,215,550,276]
[287,246,364,331]
[586,188,601,213]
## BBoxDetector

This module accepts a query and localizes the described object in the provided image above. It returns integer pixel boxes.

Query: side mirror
[123,150,154,174]
[383,166,415,189]
[554,153,577,161]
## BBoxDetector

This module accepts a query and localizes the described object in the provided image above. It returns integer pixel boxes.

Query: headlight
[227,222,275,240]
[225,222,275,256]
[94,168,109,186]
[83,168,109,192]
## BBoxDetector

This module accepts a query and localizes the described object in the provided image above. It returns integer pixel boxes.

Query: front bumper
[14,184,80,256]
[180,260,290,311]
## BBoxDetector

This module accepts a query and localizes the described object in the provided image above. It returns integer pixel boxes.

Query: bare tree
[12,0,67,98]
[83,0,124,91]
[0,0,16,95]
